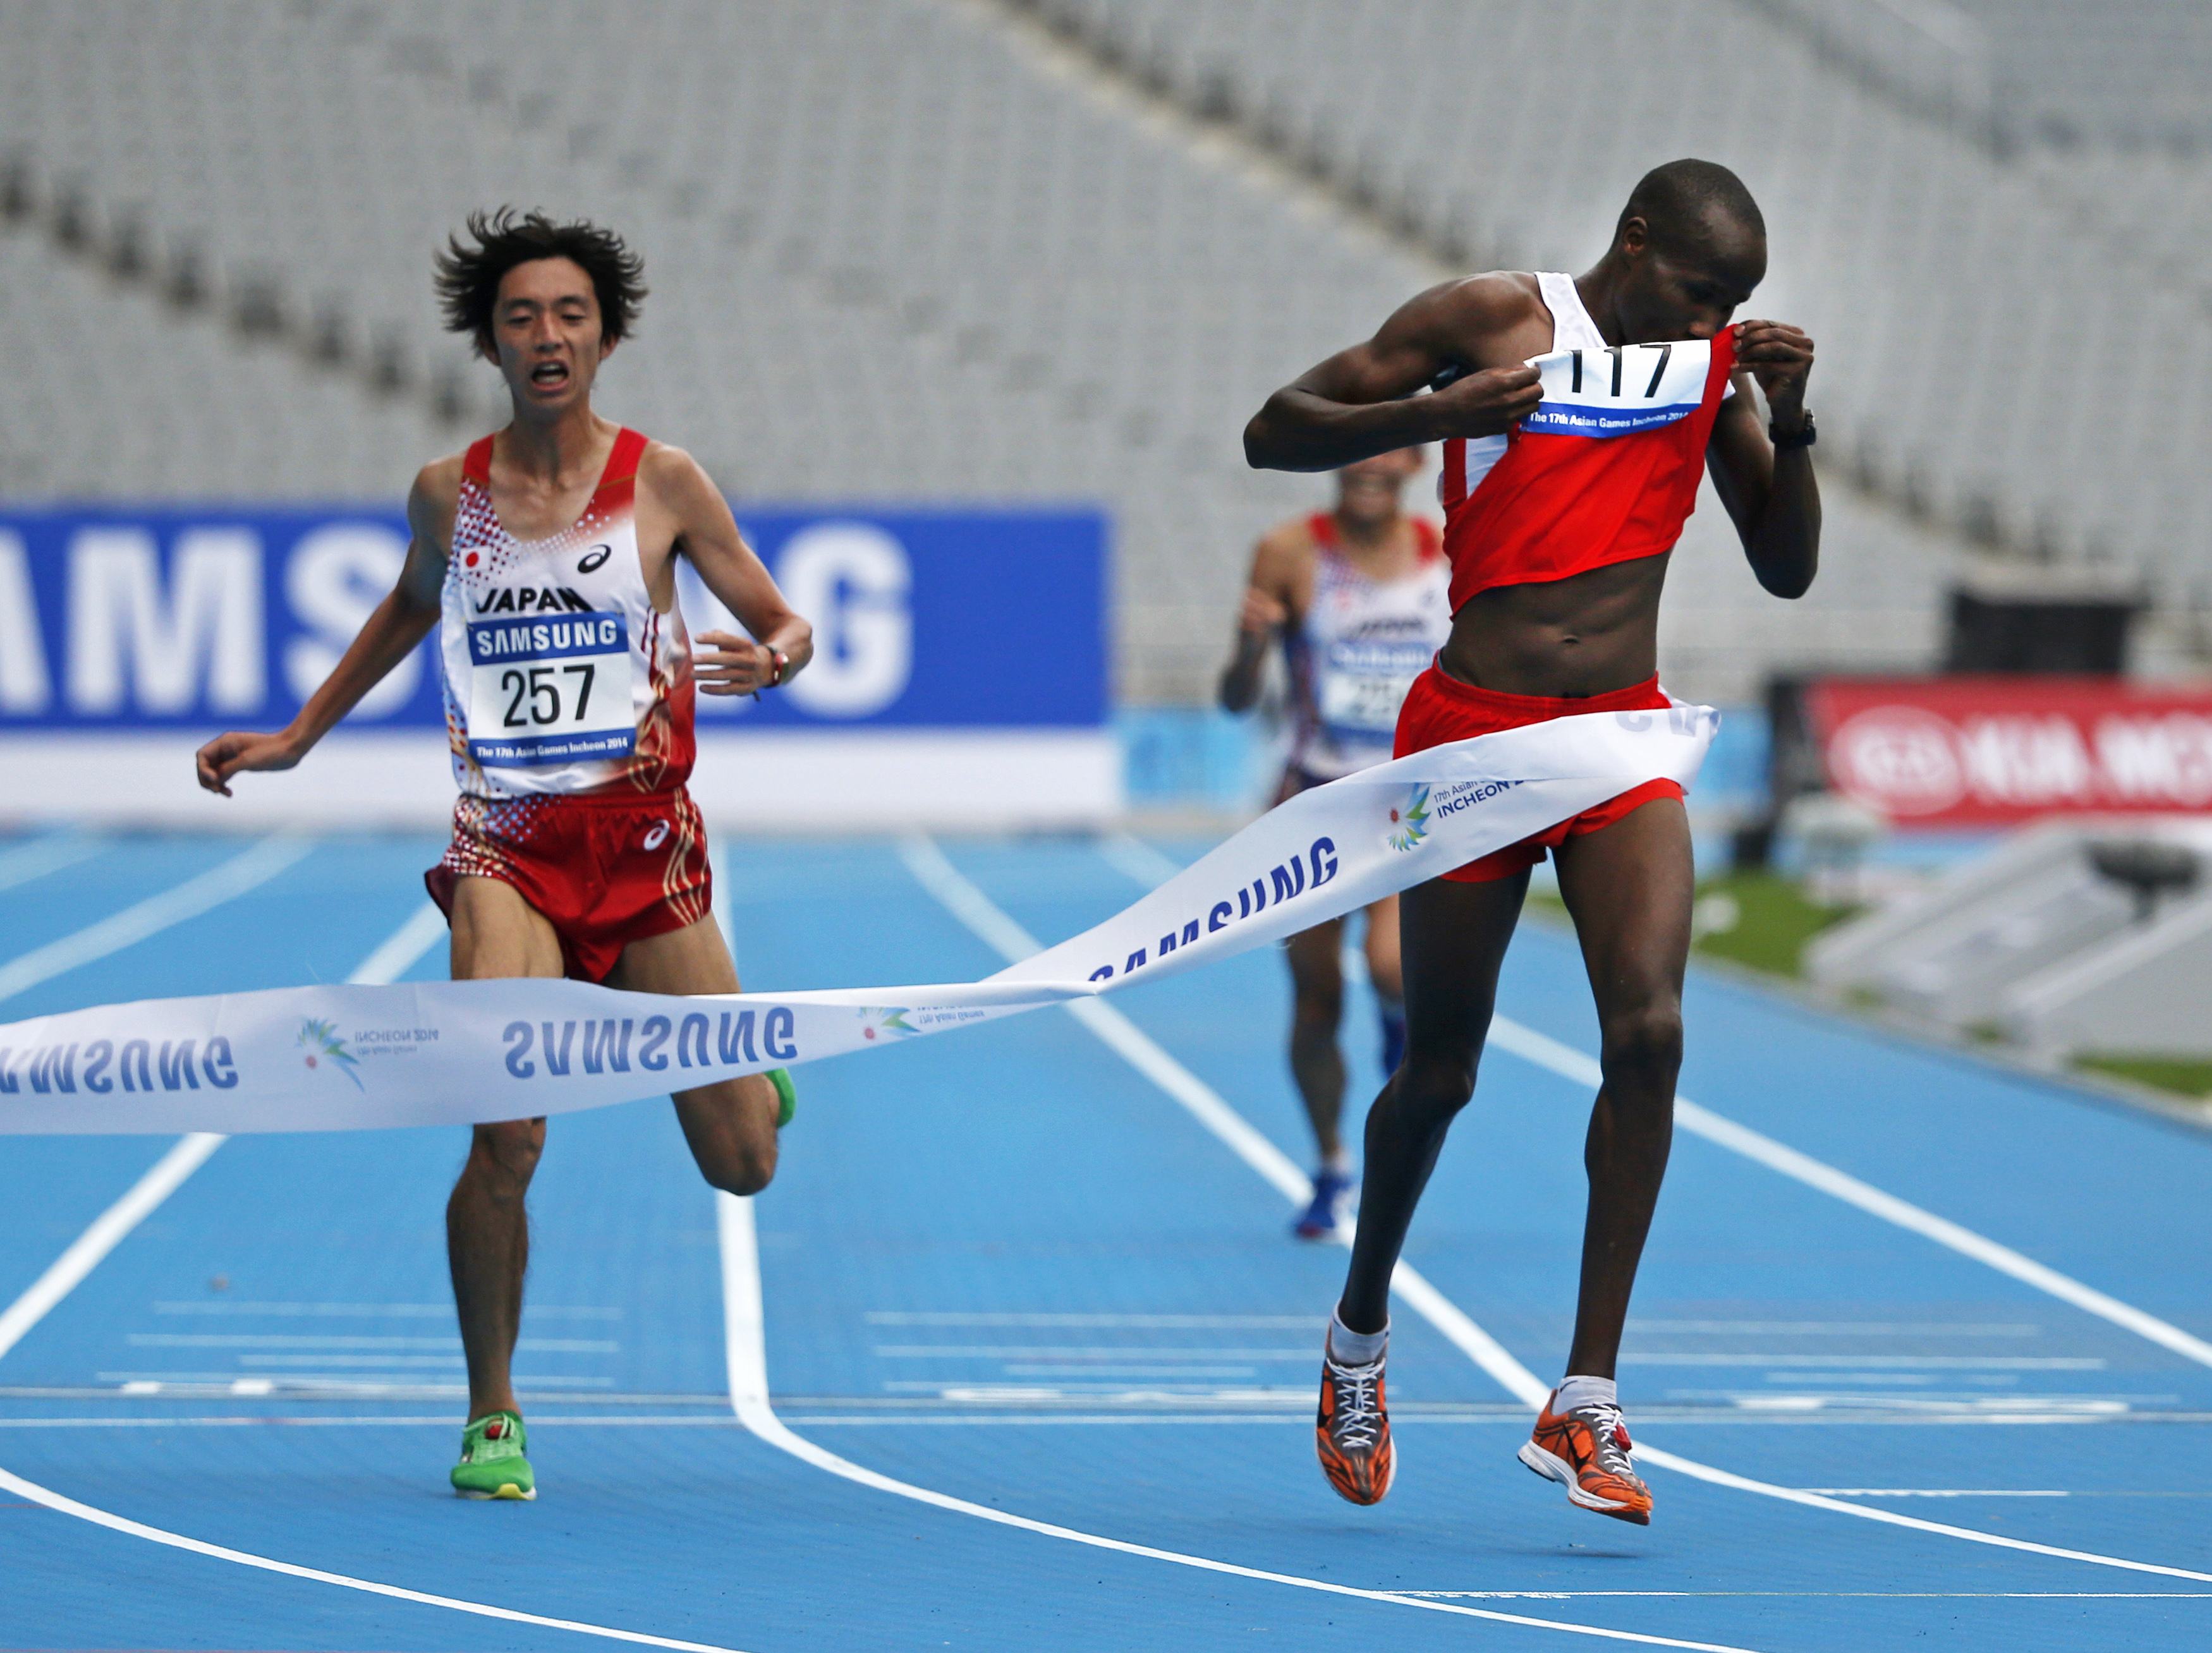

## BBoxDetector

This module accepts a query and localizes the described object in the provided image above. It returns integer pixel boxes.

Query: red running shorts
[1392,666,1684,883]
[425,787,712,982]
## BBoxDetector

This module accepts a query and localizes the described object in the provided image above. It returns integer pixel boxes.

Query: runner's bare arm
[1219,523,1307,713]
[1706,320,1820,599]
[1244,276,1545,473]
[193,463,454,796]
[647,446,814,696]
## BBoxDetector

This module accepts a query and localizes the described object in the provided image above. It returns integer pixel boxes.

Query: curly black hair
[434,208,648,349]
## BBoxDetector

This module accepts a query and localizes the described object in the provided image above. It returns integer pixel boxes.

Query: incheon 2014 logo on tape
[298,1018,365,1091]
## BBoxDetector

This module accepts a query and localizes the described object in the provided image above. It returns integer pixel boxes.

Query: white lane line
[1097,832,1186,889]
[348,901,451,990]
[1805,1489,2070,1498]
[0,905,722,1649]
[152,1302,621,1318]
[1410,1591,2212,1601]
[0,901,442,1371]
[1102,838,2212,1375]
[1620,1355,2103,1369]
[0,1460,757,1652]
[1484,1017,2212,1373]
[1632,1321,2039,1336]
[0,1135,225,1365]
[871,1345,1314,1359]
[908,836,2212,1584]
[0,833,104,893]
[718,1192,1761,1653]
[126,1335,616,1351]
[866,1311,1325,1328]
[0,835,315,1005]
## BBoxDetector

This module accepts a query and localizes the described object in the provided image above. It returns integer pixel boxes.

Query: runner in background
[1218,450,1451,1238]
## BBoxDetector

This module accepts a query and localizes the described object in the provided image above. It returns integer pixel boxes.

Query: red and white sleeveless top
[439,427,696,800]
[1440,272,1735,610]
[1285,511,1451,780]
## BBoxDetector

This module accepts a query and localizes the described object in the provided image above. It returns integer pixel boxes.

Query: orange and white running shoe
[1517,1389,1653,1525]
[1315,1344,1395,1505]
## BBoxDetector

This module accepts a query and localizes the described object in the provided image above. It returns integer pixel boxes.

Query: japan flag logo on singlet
[1520,340,1711,439]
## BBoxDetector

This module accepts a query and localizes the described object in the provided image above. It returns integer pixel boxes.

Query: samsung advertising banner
[0,506,1112,828]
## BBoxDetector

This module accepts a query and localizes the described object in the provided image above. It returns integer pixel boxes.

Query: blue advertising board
[0,506,1107,734]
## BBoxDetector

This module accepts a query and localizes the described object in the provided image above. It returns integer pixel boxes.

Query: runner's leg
[446,876,564,1422]
[608,913,781,1196]
[1335,873,1528,1334]
[1362,893,1406,1075]
[1551,798,1695,1380]
[1283,917,1347,1163]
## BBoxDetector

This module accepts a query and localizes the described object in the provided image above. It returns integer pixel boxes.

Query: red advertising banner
[1804,677,2212,826]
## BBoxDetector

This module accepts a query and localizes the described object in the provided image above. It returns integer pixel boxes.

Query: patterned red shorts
[1392,667,1685,883]
[425,787,712,982]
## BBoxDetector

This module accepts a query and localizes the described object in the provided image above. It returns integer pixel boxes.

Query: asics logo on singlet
[642,821,671,852]
[577,543,613,574]
[471,586,595,616]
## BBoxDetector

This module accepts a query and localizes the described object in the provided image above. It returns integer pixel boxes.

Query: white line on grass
[900,835,2212,1585]
[717,1190,1763,1652]
[0,835,313,1005]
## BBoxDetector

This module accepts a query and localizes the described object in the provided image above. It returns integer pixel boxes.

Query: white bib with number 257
[464,612,636,768]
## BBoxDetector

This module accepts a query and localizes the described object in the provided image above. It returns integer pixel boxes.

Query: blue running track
[2,829,2208,1652]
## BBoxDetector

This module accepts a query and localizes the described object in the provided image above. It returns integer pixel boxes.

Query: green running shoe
[768,1066,796,1129]
[451,1410,535,1501]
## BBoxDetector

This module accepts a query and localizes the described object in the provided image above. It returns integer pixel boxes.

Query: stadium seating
[1038,0,2212,591]
[0,0,2061,703]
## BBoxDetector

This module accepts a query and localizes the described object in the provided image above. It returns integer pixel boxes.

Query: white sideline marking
[717,1191,1761,1652]
[906,837,2212,1584]
[0,833,103,893]
[0,905,699,1649]
[0,1462,757,1653]
[1483,1017,2212,1374]
[0,835,315,1005]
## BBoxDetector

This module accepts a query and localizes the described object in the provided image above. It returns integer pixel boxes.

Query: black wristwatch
[1770,409,1816,449]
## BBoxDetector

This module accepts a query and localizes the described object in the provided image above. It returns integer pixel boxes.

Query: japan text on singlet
[1285,512,1452,780]
[1440,272,1736,609]
[438,427,697,799]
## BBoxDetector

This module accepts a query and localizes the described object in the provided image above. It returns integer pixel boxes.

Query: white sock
[1554,1374,1617,1413]
[1321,1146,1354,1176]
[1327,1310,1387,1365]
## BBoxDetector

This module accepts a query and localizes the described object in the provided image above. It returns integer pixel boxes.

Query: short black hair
[1618,159,1764,254]
[434,209,647,347]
